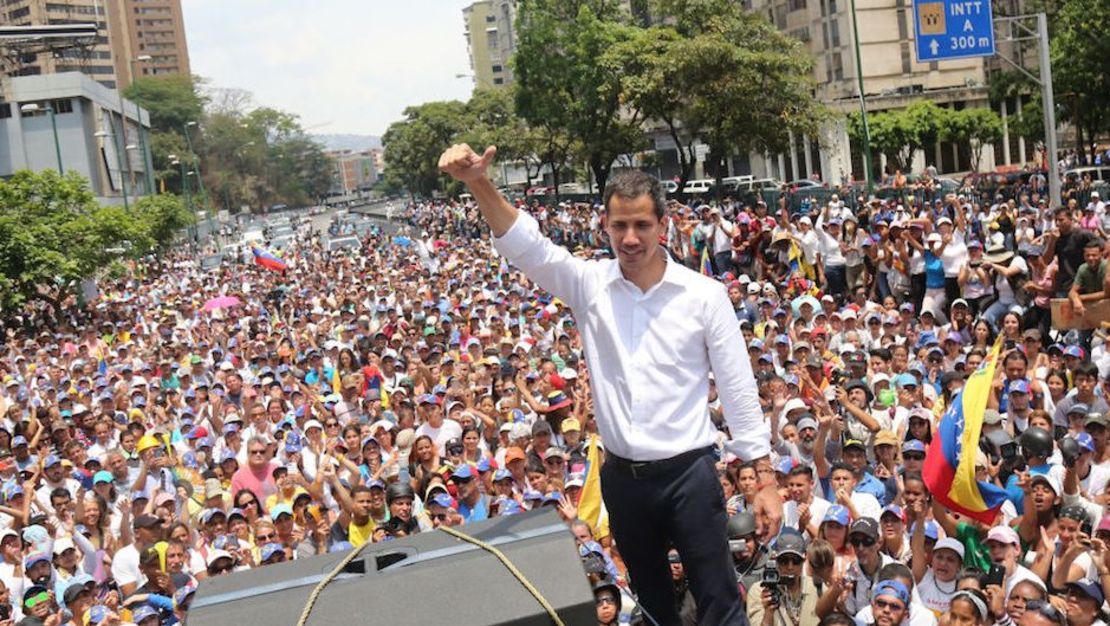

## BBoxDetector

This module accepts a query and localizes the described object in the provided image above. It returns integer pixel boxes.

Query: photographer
[728,511,768,597]
[747,531,819,626]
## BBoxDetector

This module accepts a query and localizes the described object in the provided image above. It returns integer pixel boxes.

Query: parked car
[682,179,715,195]
[326,236,361,252]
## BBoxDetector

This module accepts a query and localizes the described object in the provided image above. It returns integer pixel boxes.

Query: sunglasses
[432,513,447,522]
[903,452,925,461]
[210,562,235,574]
[325,422,339,428]
[873,598,905,612]
[850,535,877,548]
[250,449,267,456]
[256,533,275,542]
[24,592,50,609]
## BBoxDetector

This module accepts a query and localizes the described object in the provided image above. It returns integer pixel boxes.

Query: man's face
[604,194,664,274]
[830,469,855,492]
[353,491,373,518]
[1056,212,1073,234]
[872,595,908,626]
[786,474,812,502]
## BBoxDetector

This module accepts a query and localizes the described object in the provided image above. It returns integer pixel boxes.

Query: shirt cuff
[492,212,536,261]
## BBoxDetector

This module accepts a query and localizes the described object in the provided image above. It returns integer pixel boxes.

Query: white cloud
[183,0,478,135]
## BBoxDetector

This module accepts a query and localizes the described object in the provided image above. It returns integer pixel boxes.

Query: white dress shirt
[494,212,770,462]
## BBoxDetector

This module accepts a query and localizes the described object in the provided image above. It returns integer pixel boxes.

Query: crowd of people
[0,166,1107,626]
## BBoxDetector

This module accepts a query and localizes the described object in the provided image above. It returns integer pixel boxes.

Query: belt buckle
[629,461,649,480]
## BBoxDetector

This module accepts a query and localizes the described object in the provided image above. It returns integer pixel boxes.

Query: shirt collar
[605,246,685,291]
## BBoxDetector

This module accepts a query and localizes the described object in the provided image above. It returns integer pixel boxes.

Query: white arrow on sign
[930,40,940,54]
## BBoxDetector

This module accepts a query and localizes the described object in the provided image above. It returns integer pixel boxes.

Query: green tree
[942,108,1003,172]
[631,0,823,197]
[382,100,468,198]
[133,193,194,250]
[1051,0,1110,161]
[0,171,148,317]
[123,75,207,134]
[849,102,949,173]
[514,0,646,194]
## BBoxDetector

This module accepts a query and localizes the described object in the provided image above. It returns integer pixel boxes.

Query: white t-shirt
[110,543,145,589]
[994,256,1029,304]
[917,569,958,615]
[852,491,883,522]
[1005,564,1044,599]
[817,230,847,266]
[783,496,832,537]
[939,232,967,278]
[415,420,463,457]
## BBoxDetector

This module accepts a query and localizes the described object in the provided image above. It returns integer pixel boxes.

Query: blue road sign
[912,0,995,62]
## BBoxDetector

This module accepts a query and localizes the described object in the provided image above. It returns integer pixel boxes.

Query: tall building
[0,0,190,89]
[327,150,378,196]
[462,1,512,90]
[742,0,1006,182]
[106,0,191,90]
[1,0,117,85]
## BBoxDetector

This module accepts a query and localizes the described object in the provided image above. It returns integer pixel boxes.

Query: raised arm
[439,144,517,237]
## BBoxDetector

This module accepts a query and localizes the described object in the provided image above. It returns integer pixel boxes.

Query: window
[0,103,10,119]
[901,43,911,74]
[822,22,829,48]
[493,77,504,85]
[830,19,841,47]
[897,9,907,39]
[485,14,495,22]
[52,98,73,114]
[789,27,811,42]
[8,6,29,18]
[788,0,806,11]
[491,64,503,73]
[832,52,844,80]
[774,5,787,28]
[828,0,838,12]
[487,31,498,49]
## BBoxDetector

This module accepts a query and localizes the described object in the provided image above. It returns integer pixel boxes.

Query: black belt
[607,446,713,480]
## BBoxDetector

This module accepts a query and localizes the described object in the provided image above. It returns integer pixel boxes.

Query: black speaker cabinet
[188,509,596,625]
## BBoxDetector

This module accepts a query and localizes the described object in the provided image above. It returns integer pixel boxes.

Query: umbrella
[392,236,412,248]
[203,296,242,311]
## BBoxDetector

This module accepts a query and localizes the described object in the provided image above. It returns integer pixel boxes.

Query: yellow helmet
[136,435,161,454]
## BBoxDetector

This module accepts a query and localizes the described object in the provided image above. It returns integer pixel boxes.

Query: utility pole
[849,0,874,191]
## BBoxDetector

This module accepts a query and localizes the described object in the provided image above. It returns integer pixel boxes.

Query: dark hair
[877,561,914,588]
[602,170,665,220]
[829,461,856,477]
[1085,238,1105,251]
[788,465,814,480]
[234,489,263,517]
[1075,362,1100,380]
[819,614,856,626]
[1054,206,1072,218]
[957,568,985,588]
[350,485,373,498]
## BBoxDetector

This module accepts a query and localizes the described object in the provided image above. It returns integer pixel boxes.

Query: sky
[183,0,478,137]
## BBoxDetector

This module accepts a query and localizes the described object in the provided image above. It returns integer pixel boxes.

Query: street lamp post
[20,103,63,173]
[848,0,874,192]
[182,120,213,234]
[95,129,128,211]
[130,55,155,194]
[115,90,134,206]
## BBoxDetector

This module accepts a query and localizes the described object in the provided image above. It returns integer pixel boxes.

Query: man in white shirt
[816,218,848,298]
[440,143,772,626]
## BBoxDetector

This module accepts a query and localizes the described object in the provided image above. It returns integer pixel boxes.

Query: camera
[986,563,1005,587]
[980,430,1018,465]
[762,562,781,604]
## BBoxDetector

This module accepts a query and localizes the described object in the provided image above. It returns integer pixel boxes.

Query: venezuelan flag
[329,367,342,395]
[923,339,1008,524]
[787,240,815,280]
[95,346,108,376]
[251,246,287,272]
[700,247,713,277]
[577,434,609,539]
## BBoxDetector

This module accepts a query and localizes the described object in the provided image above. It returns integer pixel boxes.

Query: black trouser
[944,277,961,309]
[601,448,747,626]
